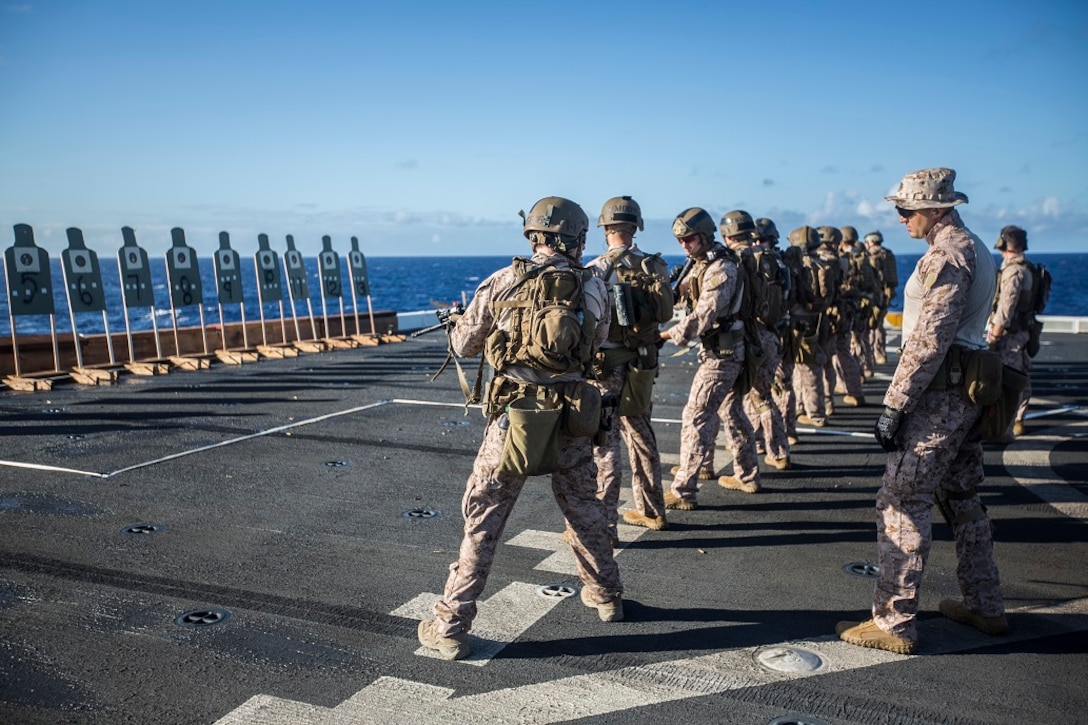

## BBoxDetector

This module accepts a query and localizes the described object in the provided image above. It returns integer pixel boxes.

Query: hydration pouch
[980,365,1029,441]
[963,348,1004,406]
[499,396,561,476]
[561,380,602,437]
[795,327,819,364]
[619,361,657,417]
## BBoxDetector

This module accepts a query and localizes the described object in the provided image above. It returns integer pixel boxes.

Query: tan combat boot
[939,599,1010,635]
[836,619,917,654]
[664,490,697,510]
[718,475,760,494]
[580,586,624,622]
[796,414,826,428]
[622,510,667,530]
[764,454,791,470]
[417,619,471,660]
[842,395,865,407]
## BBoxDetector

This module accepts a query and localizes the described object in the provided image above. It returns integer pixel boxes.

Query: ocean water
[2,252,1086,337]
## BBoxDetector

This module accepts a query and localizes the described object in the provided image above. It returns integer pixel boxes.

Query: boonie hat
[884,167,969,210]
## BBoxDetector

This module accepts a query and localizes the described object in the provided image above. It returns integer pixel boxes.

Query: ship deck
[1,328,1086,725]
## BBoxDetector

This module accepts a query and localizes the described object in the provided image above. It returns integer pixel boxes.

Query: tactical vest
[800,254,835,313]
[486,256,596,375]
[602,247,674,351]
[682,244,745,322]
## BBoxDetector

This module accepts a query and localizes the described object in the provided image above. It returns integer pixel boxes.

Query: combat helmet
[840,226,859,243]
[521,196,589,256]
[788,225,821,251]
[755,217,780,243]
[597,196,644,231]
[864,230,884,245]
[719,210,757,241]
[672,207,716,241]
[817,226,842,247]
[995,225,1027,252]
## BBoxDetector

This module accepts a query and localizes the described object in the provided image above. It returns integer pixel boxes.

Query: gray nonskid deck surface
[1,331,1086,725]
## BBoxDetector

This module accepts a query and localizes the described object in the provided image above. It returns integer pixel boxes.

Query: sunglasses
[895,206,918,219]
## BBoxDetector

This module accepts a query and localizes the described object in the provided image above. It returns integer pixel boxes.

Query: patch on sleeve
[923,271,940,291]
[707,273,724,288]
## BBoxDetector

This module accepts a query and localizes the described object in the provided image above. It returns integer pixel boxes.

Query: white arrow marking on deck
[391,581,572,667]
[214,598,1088,725]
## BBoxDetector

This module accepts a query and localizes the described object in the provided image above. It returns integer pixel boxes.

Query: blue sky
[1,1,1086,259]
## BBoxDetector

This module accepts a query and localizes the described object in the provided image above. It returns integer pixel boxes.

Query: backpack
[801,254,835,313]
[603,248,674,350]
[781,246,810,308]
[487,256,595,375]
[744,247,789,328]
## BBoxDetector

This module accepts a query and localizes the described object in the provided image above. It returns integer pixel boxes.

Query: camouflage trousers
[831,328,865,398]
[773,356,797,438]
[996,329,1032,428]
[744,327,789,460]
[793,347,829,424]
[673,353,760,501]
[870,308,889,361]
[873,388,1004,640]
[592,363,666,531]
[433,414,623,636]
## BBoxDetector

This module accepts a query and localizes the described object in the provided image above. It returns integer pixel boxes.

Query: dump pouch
[963,348,1004,406]
[979,365,1029,441]
[619,361,657,417]
[498,396,561,476]
[1027,318,1044,358]
[561,380,602,437]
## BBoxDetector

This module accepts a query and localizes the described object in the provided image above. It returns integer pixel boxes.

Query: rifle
[670,258,694,305]
[409,303,464,338]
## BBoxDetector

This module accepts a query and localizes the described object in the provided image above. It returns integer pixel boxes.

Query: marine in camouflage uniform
[789,226,832,428]
[586,196,669,533]
[818,226,866,408]
[838,168,1007,655]
[420,197,623,661]
[865,231,899,365]
[662,208,761,508]
[986,225,1034,437]
[757,219,800,447]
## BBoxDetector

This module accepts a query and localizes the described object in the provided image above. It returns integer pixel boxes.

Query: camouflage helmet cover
[788,225,821,250]
[719,210,757,240]
[522,196,589,241]
[864,230,884,245]
[672,207,717,241]
[597,196,644,231]
[885,167,969,210]
[840,226,859,243]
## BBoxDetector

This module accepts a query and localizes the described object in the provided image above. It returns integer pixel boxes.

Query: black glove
[874,407,905,452]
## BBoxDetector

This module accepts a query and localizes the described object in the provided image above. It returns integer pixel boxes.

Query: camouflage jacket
[885,210,996,413]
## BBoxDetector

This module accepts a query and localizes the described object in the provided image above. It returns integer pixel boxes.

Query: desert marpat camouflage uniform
[743,324,790,462]
[585,244,667,531]
[875,208,1003,641]
[668,246,760,503]
[431,251,622,636]
[988,257,1033,431]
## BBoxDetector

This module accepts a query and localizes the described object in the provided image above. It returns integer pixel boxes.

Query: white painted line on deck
[0,459,108,478]
[215,597,1088,725]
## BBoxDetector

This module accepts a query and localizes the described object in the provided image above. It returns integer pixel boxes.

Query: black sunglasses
[895,206,918,219]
